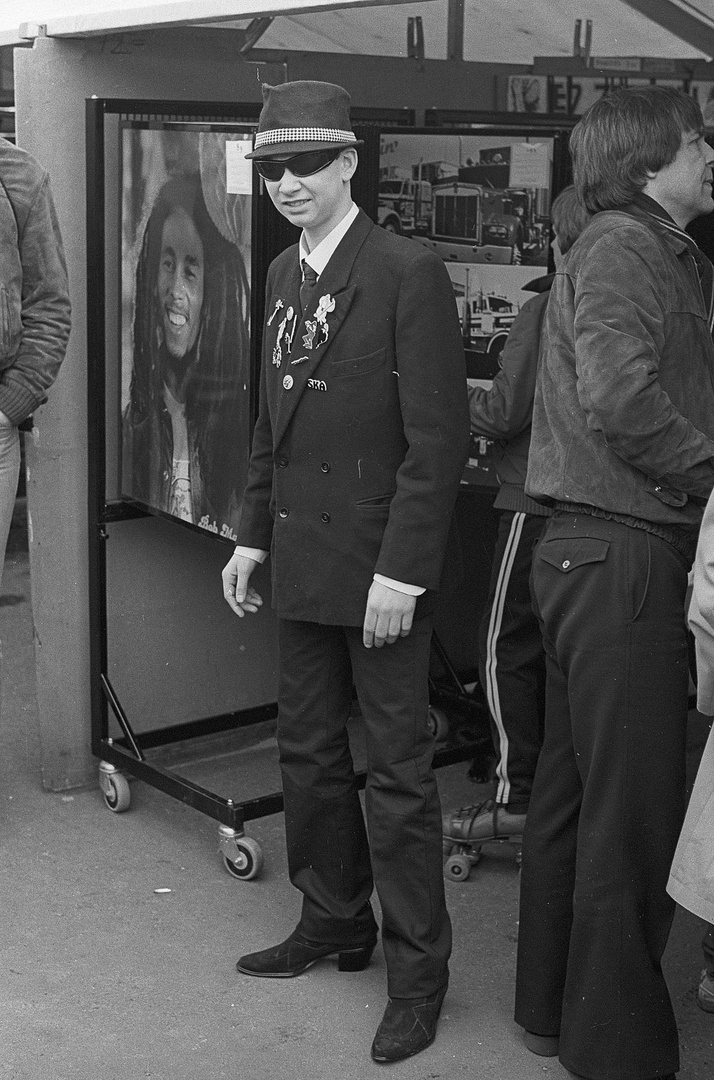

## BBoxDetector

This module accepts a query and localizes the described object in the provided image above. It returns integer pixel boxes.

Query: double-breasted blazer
[236,208,469,626]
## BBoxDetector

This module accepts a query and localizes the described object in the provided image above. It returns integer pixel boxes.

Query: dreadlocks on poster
[120,125,252,541]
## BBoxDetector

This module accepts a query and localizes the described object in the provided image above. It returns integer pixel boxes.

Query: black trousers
[515,513,689,1080]
[477,510,548,810]
[703,924,714,977]
[277,615,451,999]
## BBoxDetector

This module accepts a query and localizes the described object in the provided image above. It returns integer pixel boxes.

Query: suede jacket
[468,273,552,517]
[0,138,70,425]
[526,204,714,528]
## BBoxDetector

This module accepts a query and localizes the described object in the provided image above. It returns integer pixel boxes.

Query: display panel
[380,129,555,486]
[120,122,253,541]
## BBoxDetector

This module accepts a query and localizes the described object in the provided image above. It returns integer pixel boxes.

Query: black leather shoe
[236,930,377,978]
[371,984,448,1063]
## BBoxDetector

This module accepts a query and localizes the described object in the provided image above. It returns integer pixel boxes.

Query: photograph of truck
[377,176,433,235]
[446,263,539,378]
[379,132,553,265]
[379,130,554,488]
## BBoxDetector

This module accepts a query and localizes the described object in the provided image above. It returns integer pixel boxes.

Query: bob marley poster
[120,123,253,541]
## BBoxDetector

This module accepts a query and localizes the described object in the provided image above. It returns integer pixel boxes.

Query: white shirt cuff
[233,546,268,563]
[373,574,425,596]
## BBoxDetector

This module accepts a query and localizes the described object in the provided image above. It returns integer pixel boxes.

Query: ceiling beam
[11,0,427,42]
[621,0,714,61]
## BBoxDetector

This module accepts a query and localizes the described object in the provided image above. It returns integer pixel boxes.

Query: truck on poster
[416,182,547,265]
[460,287,519,360]
[377,176,432,234]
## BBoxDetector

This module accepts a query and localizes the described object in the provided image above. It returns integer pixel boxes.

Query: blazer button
[278,507,289,519]
[277,456,289,468]
[321,512,330,523]
[321,462,330,473]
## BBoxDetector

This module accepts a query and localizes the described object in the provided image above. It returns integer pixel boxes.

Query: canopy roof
[2,0,714,64]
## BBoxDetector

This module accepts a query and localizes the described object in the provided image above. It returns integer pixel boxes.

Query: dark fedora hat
[246,80,363,159]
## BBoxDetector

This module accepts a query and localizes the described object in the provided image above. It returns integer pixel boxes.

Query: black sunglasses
[254,148,343,182]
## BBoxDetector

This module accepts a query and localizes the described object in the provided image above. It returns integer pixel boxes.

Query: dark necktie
[300,262,319,316]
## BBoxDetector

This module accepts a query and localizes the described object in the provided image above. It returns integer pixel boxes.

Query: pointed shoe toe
[371,984,447,1064]
[237,931,376,978]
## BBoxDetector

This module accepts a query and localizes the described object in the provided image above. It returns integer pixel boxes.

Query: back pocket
[537,536,609,573]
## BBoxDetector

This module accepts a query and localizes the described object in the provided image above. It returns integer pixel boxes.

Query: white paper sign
[226,139,253,195]
[509,143,550,189]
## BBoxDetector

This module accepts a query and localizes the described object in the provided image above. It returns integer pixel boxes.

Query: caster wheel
[222,835,263,880]
[103,772,131,813]
[427,706,449,742]
[445,852,472,882]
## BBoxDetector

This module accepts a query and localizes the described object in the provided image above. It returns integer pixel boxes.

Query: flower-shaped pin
[313,294,336,347]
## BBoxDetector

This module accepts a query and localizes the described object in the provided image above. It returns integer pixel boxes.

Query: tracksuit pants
[477,510,548,811]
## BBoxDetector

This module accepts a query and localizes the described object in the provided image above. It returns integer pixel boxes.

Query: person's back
[529,205,714,529]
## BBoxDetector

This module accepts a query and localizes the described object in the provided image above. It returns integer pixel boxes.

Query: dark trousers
[703,924,714,976]
[277,615,451,999]
[478,510,548,810]
[515,513,689,1080]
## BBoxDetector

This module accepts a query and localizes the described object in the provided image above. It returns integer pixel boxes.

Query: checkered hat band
[254,127,357,148]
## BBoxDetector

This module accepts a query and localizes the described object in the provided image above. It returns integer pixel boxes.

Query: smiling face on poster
[120,125,253,541]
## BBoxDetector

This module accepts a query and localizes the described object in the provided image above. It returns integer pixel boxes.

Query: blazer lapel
[272,210,374,447]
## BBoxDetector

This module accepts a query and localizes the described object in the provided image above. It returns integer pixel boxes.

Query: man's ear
[340,148,358,182]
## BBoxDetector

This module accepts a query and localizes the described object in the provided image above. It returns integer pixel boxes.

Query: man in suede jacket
[0,137,70,580]
[516,87,714,1080]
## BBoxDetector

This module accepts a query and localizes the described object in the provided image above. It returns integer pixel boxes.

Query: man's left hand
[363,581,416,648]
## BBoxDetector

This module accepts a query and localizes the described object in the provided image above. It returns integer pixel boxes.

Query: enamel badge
[272,308,298,367]
[314,293,336,348]
[267,298,284,326]
[302,320,317,350]
[272,314,288,366]
[303,293,336,350]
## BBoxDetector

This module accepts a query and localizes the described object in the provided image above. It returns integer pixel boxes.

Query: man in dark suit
[222,80,469,1064]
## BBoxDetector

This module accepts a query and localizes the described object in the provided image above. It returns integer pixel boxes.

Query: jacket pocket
[537,536,609,573]
[330,347,386,379]
[356,493,394,509]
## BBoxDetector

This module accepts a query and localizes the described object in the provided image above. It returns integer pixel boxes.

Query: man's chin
[162,341,194,373]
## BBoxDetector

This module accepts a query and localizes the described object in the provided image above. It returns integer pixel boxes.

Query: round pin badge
[283,374,294,390]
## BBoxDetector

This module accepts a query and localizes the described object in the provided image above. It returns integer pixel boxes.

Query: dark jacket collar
[630,192,677,226]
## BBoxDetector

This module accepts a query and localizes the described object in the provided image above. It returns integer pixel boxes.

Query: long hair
[127,174,250,517]
[550,185,590,254]
[571,86,704,213]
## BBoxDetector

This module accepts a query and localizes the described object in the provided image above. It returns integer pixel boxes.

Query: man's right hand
[222,553,263,618]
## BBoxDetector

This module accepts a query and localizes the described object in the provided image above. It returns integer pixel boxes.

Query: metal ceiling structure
[1,1,714,64]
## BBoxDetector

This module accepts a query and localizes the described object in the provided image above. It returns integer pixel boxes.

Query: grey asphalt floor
[1,541,713,1080]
